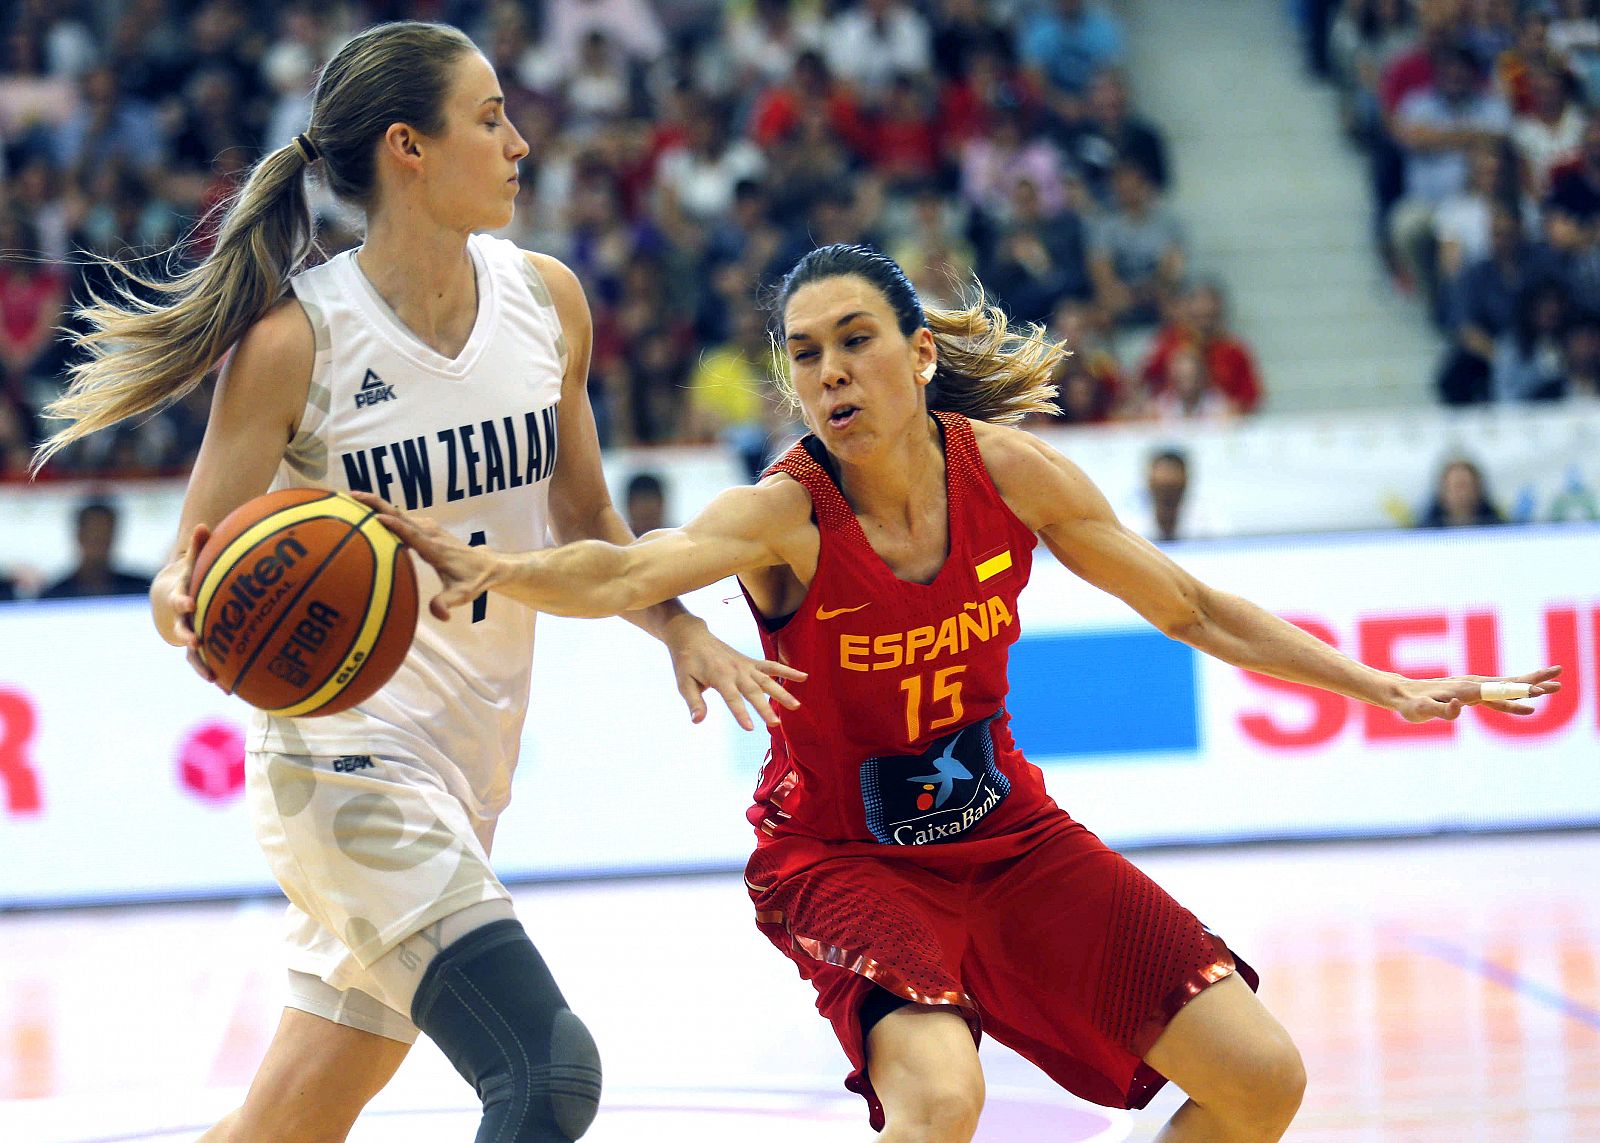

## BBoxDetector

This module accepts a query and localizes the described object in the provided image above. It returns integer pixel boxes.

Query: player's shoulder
[969,418,1060,483]
[518,249,588,315]
[709,469,815,525]
[969,418,1099,529]
[755,469,816,515]
[214,296,316,433]
[228,295,316,384]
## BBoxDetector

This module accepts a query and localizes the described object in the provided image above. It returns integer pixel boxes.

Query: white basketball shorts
[247,749,512,1039]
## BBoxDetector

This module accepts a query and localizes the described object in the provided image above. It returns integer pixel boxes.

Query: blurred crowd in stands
[1304,0,1600,406]
[0,0,1272,485]
[6,0,1583,585]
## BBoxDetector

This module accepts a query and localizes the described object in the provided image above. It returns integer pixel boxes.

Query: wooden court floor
[2,831,1597,1142]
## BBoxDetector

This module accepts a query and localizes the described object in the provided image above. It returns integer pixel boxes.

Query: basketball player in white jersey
[35,22,802,1143]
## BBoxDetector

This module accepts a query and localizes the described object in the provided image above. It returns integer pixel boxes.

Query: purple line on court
[72,1091,1121,1143]
[1402,931,1600,1031]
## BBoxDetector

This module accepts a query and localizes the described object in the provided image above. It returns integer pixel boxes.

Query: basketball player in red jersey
[369,244,1561,1143]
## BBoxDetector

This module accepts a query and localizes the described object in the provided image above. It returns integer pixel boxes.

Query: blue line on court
[1401,931,1600,1032]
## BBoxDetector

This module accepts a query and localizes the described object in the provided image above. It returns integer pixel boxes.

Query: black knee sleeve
[411,919,602,1142]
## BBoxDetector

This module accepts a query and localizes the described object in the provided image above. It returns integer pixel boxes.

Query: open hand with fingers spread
[1387,665,1562,723]
[659,613,806,731]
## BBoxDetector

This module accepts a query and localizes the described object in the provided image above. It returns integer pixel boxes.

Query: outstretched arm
[982,426,1561,721]
[354,474,815,726]
[357,479,799,619]
[528,251,805,727]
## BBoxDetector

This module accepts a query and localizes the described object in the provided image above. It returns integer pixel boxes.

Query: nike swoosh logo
[815,603,872,621]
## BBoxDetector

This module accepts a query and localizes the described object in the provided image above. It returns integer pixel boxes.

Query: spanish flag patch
[974,547,1013,583]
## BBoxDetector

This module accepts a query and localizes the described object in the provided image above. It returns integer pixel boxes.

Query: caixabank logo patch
[860,713,1011,845]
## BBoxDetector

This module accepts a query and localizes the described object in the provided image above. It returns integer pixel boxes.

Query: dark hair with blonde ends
[773,244,1062,427]
[921,288,1063,425]
[33,21,476,471]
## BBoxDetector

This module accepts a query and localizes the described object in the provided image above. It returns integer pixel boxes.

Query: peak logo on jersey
[355,368,397,408]
[332,755,375,773]
[860,714,1010,845]
[816,602,871,621]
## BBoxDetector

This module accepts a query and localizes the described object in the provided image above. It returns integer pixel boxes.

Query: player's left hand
[1389,665,1562,722]
[661,614,806,731]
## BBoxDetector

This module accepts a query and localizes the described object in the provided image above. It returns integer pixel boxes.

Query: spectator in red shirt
[1371,0,1471,269]
[870,74,941,190]
[1140,279,1264,414]
[749,50,871,158]
[1379,0,1469,118]
[0,216,67,400]
[937,43,1041,151]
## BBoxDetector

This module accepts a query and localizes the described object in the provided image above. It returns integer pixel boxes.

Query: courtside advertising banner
[1,524,1596,906]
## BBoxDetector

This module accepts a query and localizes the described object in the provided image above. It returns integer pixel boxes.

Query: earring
[920,362,937,381]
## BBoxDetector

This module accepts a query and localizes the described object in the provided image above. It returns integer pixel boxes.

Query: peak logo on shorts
[331,755,375,773]
[355,368,397,408]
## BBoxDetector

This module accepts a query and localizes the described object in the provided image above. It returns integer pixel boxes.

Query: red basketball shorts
[744,811,1257,1129]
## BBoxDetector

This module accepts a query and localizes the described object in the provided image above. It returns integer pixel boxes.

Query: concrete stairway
[1118,0,1443,412]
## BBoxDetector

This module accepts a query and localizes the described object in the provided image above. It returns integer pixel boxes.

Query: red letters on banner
[1358,614,1455,742]
[1237,618,1349,748]
[1237,605,1593,750]
[1464,609,1581,737]
[0,689,42,814]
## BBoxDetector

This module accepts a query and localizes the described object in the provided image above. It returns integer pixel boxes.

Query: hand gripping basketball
[189,489,419,716]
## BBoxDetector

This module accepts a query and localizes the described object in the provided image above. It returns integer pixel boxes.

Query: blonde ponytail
[34,140,316,470]
[32,20,478,473]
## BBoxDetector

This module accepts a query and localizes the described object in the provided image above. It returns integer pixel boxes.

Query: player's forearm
[491,540,663,618]
[552,503,693,639]
[1173,588,1405,708]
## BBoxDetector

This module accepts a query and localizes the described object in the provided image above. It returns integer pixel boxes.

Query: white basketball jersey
[253,234,567,819]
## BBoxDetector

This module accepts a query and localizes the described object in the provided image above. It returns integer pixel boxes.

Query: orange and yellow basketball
[190,489,418,717]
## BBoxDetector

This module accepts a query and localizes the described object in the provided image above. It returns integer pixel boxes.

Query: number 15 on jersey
[899,665,967,743]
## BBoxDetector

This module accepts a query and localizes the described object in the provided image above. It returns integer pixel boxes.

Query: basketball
[190,489,418,717]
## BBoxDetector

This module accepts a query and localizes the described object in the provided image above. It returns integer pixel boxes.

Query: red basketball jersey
[745,412,1057,847]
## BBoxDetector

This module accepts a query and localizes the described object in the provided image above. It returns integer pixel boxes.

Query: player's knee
[472,1005,601,1140]
[1253,1034,1306,1130]
[525,1006,602,1139]
[412,920,602,1141]
[889,1069,984,1142]
[1220,1030,1305,1140]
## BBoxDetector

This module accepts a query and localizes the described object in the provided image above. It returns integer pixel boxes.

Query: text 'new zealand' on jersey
[255,234,569,820]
